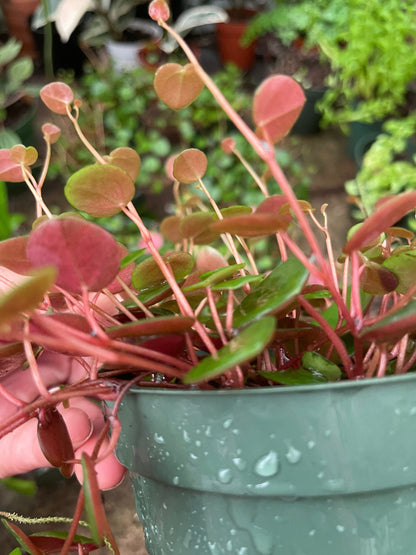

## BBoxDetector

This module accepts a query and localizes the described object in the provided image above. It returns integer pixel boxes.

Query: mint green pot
[116,373,416,555]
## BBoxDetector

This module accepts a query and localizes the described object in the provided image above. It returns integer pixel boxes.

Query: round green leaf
[65,164,135,217]
[383,250,416,294]
[183,316,276,384]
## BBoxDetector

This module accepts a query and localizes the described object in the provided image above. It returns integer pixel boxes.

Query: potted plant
[2,1,416,553]
[0,37,38,149]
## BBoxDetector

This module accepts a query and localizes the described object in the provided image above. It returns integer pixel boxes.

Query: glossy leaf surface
[183,316,276,384]
[233,257,309,327]
[65,164,135,217]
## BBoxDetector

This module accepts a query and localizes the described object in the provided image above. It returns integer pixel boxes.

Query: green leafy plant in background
[0,39,37,148]
[316,0,416,127]
[2,0,416,551]
[346,113,416,221]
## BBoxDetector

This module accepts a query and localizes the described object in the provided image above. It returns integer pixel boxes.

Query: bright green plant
[0,39,36,148]
[346,113,416,219]
[317,0,416,126]
[2,0,416,551]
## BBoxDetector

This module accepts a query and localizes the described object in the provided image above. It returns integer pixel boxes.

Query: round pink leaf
[40,82,74,115]
[26,218,122,293]
[253,75,306,144]
[173,148,207,183]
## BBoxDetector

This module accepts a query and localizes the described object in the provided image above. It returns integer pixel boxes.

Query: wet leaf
[132,252,194,290]
[233,257,309,327]
[173,148,207,183]
[344,191,416,254]
[103,147,141,182]
[65,164,135,217]
[301,351,341,381]
[27,218,121,293]
[253,75,305,144]
[183,316,276,384]
[260,367,327,386]
[40,82,74,114]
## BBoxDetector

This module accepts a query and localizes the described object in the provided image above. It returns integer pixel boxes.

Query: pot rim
[128,370,416,396]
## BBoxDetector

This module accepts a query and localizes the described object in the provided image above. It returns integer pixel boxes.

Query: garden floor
[0,124,356,555]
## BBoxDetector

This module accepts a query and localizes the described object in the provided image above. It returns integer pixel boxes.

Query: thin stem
[65,104,107,164]
[60,490,84,555]
[232,145,269,197]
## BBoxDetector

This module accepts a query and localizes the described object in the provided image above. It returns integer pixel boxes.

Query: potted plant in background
[2,1,416,553]
[315,0,416,156]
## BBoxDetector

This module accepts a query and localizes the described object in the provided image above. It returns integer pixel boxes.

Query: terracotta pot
[216,10,256,71]
[1,0,40,58]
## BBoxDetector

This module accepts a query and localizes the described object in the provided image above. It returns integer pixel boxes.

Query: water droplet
[309,529,316,536]
[395,407,401,416]
[172,476,179,485]
[183,529,192,548]
[218,468,233,484]
[237,549,249,555]
[410,406,416,415]
[205,425,212,437]
[285,445,302,464]
[403,466,409,472]
[324,429,332,437]
[153,433,165,444]
[183,430,191,443]
[223,417,233,429]
[208,541,220,555]
[317,471,324,479]
[232,457,247,471]
[190,452,198,461]
[336,525,345,533]
[226,539,233,551]
[195,440,202,447]
[325,478,345,491]
[307,440,316,449]
[162,502,168,510]
[254,450,279,477]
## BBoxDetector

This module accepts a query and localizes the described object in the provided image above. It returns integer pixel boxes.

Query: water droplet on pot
[285,445,302,464]
[172,476,179,485]
[223,417,233,429]
[307,440,316,449]
[226,539,233,551]
[336,525,345,533]
[325,478,345,491]
[254,450,279,477]
[218,468,233,484]
[232,457,247,471]
[183,529,192,548]
[153,433,165,444]
[183,430,191,443]
[205,425,212,437]
[309,529,316,536]
[237,549,249,555]
[208,541,220,555]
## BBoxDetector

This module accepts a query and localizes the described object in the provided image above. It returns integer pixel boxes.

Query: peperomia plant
[1,0,416,552]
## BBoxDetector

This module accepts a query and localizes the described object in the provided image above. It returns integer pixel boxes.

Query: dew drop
[218,468,233,484]
[232,457,247,471]
[254,450,279,478]
[336,525,345,533]
[153,433,165,444]
[285,445,302,464]
[172,476,179,485]
[223,417,233,429]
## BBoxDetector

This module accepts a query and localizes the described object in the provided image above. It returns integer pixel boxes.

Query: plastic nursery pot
[291,87,326,135]
[216,10,257,71]
[105,19,163,72]
[116,372,416,555]
[348,120,384,163]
